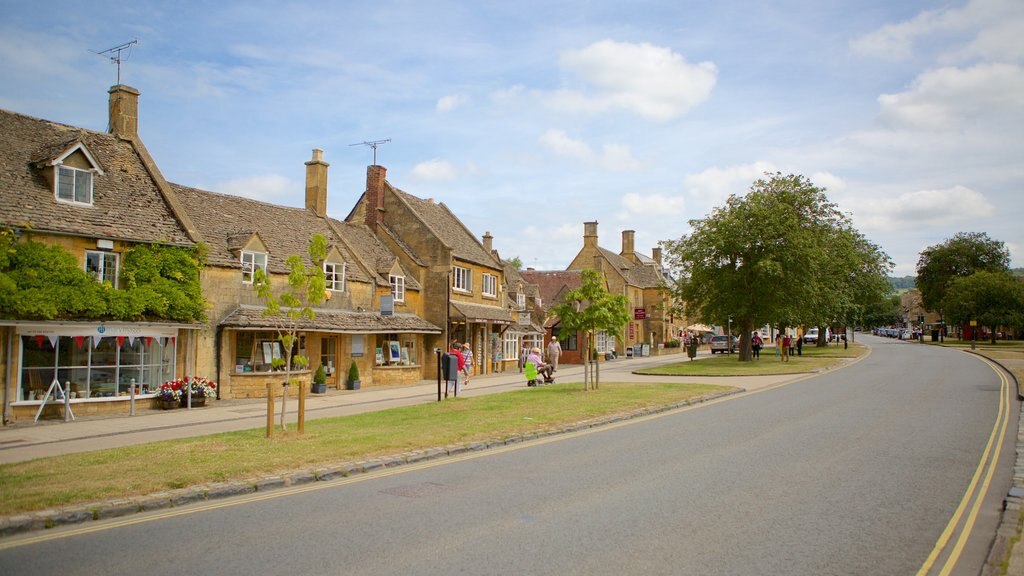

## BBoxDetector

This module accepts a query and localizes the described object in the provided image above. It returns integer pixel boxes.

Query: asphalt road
[0,335,1015,575]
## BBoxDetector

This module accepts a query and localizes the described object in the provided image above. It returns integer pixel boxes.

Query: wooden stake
[266,382,274,438]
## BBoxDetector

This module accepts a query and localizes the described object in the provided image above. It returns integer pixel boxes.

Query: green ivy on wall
[0,229,207,323]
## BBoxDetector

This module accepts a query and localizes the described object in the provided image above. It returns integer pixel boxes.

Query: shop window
[375,334,417,366]
[19,334,175,401]
[233,331,288,372]
[504,332,519,360]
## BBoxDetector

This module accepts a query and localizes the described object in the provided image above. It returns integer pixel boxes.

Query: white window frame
[241,251,268,284]
[595,330,616,353]
[516,293,526,310]
[453,266,472,292]
[390,275,405,303]
[482,273,497,297]
[85,250,119,286]
[324,262,346,292]
[56,165,94,205]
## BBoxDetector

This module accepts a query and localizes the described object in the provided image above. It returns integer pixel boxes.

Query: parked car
[803,328,819,344]
[710,335,738,354]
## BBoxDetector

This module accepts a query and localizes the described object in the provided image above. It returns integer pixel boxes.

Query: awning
[686,323,715,333]
[449,301,513,325]
[219,305,442,334]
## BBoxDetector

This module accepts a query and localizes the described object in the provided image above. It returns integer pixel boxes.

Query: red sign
[633,307,646,320]
[629,322,635,338]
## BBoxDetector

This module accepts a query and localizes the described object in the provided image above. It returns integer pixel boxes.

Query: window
[320,336,337,375]
[85,250,119,286]
[482,273,497,297]
[516,293,526,309]
[453,266,472,292]
[56,166,93,205]
[595,330,616,353]
[390,275,405,303]
[504,332,519,360]
[325,262,346,292]
[241,251,267,284]
[20,334,175,400]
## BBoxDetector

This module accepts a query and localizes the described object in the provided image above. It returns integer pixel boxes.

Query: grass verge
[638,342,867,377]
[0,381,729,516]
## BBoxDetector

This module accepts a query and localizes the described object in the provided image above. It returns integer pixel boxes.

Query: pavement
[3,346,1024,576]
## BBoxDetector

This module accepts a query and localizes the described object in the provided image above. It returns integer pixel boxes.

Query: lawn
[0,381,730,516]
[638,342,867,377]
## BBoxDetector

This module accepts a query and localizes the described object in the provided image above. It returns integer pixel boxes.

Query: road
[0,335,1015,575]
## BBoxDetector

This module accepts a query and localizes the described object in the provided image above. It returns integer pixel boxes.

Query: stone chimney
[305,149,329,218]
[584,221,599,249]
[108,85,140,139]
[621,230,635,257]
[652,247,662,265]
[482,231,493,254]
[365,165,387,231]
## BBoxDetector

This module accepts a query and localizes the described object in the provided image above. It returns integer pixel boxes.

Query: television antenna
[92,39,139,85]
[349,139,391,165]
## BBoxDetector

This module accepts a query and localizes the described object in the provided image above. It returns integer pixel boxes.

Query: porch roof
[219,305,442,334]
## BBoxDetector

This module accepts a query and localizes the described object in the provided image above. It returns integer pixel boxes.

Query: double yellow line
[917,354,1011,576]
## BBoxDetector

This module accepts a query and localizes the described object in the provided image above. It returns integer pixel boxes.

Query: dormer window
[390,275,405,303]
[241,251,268,284]
[325,262,346,292]
[57,166,94,204]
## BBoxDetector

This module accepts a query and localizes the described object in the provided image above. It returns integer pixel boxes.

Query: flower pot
[347,379,360,391]
[179,395,206,407]
[158,399,178,410]
[311,383,327,394]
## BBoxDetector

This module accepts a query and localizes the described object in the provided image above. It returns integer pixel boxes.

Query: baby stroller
[524,362,555,386]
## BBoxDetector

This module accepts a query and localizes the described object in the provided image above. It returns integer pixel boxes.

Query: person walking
[546,336,562,372]
[781,334,791,362]
[752,333,763,359]
[461,342,474,385]
[447,341,464,394]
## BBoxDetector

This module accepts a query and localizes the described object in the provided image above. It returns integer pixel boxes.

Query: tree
[253,234,327,433]
[941,271,1024,344]
[506,256,523,271]
[916,232,1010,315]
[549,269,630,390]
[661,173,884,359]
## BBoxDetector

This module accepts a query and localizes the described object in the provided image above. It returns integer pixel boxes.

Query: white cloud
[436,93,469,113]
[216,174,299,204]
[545,40,717,121]
[849,185,994,231]
[683,161,779,211]
[538,129,643,172]
[878,63,1024,131]
[850,8,957,59]
[621,192,685,217]
[411,159,457,181]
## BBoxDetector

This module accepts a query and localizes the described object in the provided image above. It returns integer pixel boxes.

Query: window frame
[452,265,472,293]
[85,250,119,286]
[241,251,268,284]
[55,165,94,205]
[482,273,497,297]
[390,274,405,303]
[324,262,346,292]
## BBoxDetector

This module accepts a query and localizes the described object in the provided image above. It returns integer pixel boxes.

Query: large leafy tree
[941,271,1024,344]
[661,173,886,359]
[549,269,630,390]
[916,232,1010,315]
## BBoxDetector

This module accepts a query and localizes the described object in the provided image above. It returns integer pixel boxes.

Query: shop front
[3,321,199,422]
[448,301,514,377]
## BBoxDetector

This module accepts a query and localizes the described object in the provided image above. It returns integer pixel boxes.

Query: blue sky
[2,0,1021,276]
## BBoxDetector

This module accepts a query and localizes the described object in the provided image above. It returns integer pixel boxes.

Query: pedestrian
[546,336,562,372]
[447,340,464,394]
[752,333,763,359]
[461,342,474,385]
[775,334,781,358]
[796,336,803,356]
[782,334,791,362]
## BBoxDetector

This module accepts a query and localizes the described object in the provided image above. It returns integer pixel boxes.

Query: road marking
[916,353,1010,576]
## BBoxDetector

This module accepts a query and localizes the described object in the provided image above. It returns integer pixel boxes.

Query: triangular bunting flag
[116,336,125,348]
[74,336,85,349]
[35,335,45,348]
[93,335,103,348]
[48,335,58,349]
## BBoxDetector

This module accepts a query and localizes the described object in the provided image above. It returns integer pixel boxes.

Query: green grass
[0,381,729,516]
[639,342,867,376]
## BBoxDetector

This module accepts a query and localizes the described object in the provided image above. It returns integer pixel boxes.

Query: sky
[1,0,1021,277]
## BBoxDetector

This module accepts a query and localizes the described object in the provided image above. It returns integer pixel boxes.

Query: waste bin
[931,330,940,342]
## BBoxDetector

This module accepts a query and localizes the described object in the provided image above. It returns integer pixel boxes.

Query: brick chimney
[108,85,140,139]
[305,149,329,217]
[621,230,635,257]
[584,221,598,249]
[482,231,493,254]
[652,247,662,265]
[365,165,387,231]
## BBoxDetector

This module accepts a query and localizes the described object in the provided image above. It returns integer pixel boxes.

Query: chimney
[584,221,598,249]
[482,231,493,254]
[108,85,140,139]
[652,247,662,265]
[621,230,635,257]
[365,165,387,231]
[305,149,329,217]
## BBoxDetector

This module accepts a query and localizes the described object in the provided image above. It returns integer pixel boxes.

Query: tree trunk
[738,318,754,361]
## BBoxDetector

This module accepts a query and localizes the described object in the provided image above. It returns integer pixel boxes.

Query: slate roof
[219,304,441,333]
[391,188,501,270]
[596,247,664,289]
[0,109,193,245]
[171,184,420,290]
